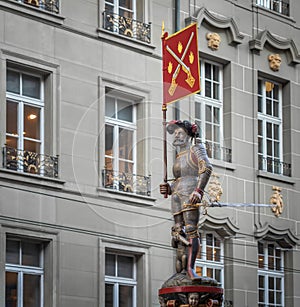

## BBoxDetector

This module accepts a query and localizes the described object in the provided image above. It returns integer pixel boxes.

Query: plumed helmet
[167,120,199,138]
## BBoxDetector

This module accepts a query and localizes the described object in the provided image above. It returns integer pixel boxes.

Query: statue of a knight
[160,120,212,279]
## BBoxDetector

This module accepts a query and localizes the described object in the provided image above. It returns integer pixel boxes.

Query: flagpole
[161,22,168,198]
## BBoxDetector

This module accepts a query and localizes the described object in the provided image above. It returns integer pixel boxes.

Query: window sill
[97,187,156,206]
[97,28,156,55]
[0,168,65,189]
[0,0,65,25]
[256,170,295,184]
[211,159,236,171]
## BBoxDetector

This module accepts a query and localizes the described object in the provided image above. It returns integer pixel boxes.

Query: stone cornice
[199,214,239,238]
[255,223,299,248]
[249,30,300,64]
[186,7,244,45]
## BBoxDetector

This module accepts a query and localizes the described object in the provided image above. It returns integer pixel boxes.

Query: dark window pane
[105,96,116,118]
[213,107,220,124]
[22,242,41,267]
[105,254,116,276]
[205,105,212,122]
[273,100,279,117]
[7,70,20,94]
[205,63,211,79]
[118,255,133,278]
[258,96,262,113]
[206,247,213,261]
[6,136,18,149]
[120,0,133,10]
[6,240,20,264]
[119,128,133,160]
[119,285,133,307]
[6,271,18,307]
[259,275,265,288]
[258,80,262,95]
[24,106,40,140]
[117,100,133,122]
[6,101,18,136]
[213,65,219,81]
[266,99,272,115]
[273,84,279,100]
[206,268,213,278]
[105,125,114,157]
[105,284,114,307]
[213,83,219,100]
[22,74,40,99]
[205,81,211,98]
[215,269,221,282]
[24,140,40,154]
[23,274,40,307]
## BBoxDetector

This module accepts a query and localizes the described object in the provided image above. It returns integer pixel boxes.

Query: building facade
[0,0,299,306]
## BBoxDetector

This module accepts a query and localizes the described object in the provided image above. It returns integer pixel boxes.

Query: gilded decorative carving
[270,186,284,217]
[268,54,282,71]
[208,173,223,203]
[206,32,221,51]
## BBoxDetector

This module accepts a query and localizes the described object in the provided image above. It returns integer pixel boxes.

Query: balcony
[258,155,291,177]
[257,0,289,16]
[3,146,59,178]
[102,169,151,196]
[205,142,232,163]
[103,10,151,44]
[12,0,59,14]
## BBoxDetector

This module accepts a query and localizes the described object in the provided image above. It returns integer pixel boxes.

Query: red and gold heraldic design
[162,23,200,105]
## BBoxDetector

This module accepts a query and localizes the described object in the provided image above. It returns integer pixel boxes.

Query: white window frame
[105,0,136,18]
[258,242,284,307]
[5,237,44,307]
[195,60,223,160]
[257,78,283,174]
[6,68,45,156]
[105,252,137,307]
[256,0,288,14]
[104,93,137,189]
[195,232,224,286]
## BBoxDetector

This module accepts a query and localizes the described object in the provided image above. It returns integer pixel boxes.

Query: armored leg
[183,204,200,279]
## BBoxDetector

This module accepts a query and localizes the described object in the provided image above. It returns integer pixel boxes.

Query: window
[105,252,137,307]
[195,60,230,162]
[9,0,59,14]
[103,0,151,43]
[256,0,289,16]
[195,233,224,286]
[5,237,44,307]
[258,242,284,307]
[103,91,150,195]
[4,67,58,178]
[257,79,290,176]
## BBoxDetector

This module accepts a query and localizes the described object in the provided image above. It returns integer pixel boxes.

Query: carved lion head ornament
[206,32,221,51]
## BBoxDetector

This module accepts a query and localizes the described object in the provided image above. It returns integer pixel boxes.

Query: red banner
[162,23,200,105]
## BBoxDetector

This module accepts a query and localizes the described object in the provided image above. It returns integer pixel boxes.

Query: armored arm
[189,142,212,204]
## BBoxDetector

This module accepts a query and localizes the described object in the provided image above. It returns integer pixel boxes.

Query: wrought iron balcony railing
[12,0,59,14]
[3,146,59,178]
[257,0,289,16]
[258,155,291,177]
[205,142,232,163]
[102,169,151,196]
[103,10,151,44]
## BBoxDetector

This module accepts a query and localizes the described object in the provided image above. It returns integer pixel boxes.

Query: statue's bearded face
[188,293,200,306]
[172,127,189,146]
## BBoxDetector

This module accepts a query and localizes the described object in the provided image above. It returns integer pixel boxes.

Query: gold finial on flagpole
[161,21,165,38]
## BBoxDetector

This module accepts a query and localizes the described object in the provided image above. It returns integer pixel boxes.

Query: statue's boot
[187,237,201,280]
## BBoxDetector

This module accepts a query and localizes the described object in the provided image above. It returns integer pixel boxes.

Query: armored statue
[160,120,212,279]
